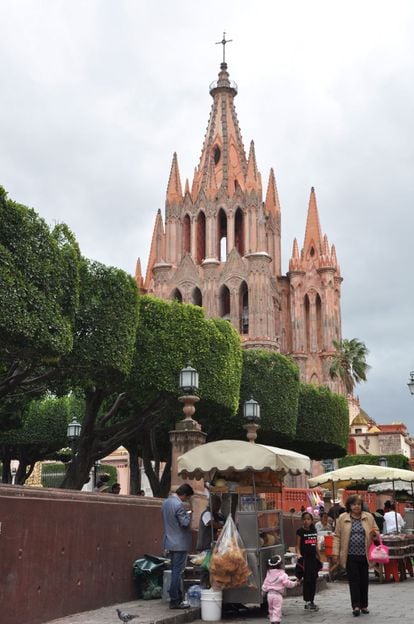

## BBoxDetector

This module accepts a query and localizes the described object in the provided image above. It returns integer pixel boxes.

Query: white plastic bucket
[200,589,222,621]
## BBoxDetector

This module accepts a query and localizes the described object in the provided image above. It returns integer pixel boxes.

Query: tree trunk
[60,388,104,489]
[15,460,32,485]
[1,455,11,484]
[126,444,141,495]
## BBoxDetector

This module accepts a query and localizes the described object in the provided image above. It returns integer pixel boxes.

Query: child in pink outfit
[262,555,298,624]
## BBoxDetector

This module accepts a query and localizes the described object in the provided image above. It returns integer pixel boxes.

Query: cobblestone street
[45,577,414,624]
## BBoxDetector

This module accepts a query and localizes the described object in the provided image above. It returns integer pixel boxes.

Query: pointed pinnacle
[265,168,280,215]
[246,140,260,192]
[303,186,323,255]
[166,152,183,204]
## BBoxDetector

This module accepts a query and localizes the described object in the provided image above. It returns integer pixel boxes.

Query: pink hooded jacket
[262,569,297,594]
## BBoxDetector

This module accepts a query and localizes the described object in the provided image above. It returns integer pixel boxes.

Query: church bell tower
[136,51,343,390]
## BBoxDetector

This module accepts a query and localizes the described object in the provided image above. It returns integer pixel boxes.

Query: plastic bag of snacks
[210,515,256,590]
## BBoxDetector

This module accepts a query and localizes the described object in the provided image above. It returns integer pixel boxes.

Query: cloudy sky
[1,1,414,430]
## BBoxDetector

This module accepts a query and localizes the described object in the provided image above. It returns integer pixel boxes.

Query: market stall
[309,464,414,582]
[177,439,311,605]
[308,464,414,531]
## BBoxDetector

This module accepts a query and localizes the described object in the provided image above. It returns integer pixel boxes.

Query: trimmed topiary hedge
[338,454,409,470]
[128,295,243,438]
[288,383,349,459]
[235,349,300,444]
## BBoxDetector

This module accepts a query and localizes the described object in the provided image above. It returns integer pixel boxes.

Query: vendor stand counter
[177,439,311,606]
[380,534,414,582]
[210,486,285,604]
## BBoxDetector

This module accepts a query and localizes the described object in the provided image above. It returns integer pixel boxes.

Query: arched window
[192,287,202,307]
[235,207,244,256]
[171,288,183,303]
[182,214,191,255]
[196,211,206,264]
[316,293,322,351]
[239,281,249,334]
[217,208,227,261]
[304,294,310,352]
[219,284,231,319]
[310,373,319,385]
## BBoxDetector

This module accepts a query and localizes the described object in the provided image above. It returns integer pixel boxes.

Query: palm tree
[329,338,370,395]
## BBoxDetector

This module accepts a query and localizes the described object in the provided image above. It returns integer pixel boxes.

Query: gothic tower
[138,61,342,390]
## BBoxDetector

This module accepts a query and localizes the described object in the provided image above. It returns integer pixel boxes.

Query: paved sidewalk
[45,577,414,624]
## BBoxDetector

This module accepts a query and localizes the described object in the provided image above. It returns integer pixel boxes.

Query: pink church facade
[136,61,343,392]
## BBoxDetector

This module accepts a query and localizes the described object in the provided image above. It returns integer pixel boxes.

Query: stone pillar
[169,402,207,527]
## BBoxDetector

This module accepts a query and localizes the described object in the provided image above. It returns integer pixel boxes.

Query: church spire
[245,140,260,192]
[264,168,280,216]
[166,152,183,205]
[144,209,165,289]
[193,60,247,200]
[135,257,144,291]
[303,186,323,258]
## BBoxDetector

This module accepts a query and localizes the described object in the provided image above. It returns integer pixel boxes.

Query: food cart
[177,439,311,604]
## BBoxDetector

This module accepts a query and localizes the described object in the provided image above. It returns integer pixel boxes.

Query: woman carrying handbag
[332,494,380,617]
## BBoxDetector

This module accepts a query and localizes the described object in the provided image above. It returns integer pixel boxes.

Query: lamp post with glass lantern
[67,416,81,461]
[378,456,388,467]
[169,364,206,494]
[178,364,200,425]
[243,397,261,443]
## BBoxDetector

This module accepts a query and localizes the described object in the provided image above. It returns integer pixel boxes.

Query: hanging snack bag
[209,514,256,590]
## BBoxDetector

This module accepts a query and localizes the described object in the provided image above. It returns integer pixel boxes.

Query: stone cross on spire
[215,31,233,67]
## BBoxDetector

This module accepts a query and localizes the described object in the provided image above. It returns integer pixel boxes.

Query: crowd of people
[159,485,411,621]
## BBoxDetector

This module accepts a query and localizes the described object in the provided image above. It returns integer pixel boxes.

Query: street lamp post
[66,416,81,461]
[178,364,200,424]
[407,371,414,396]
[243,397,261,443]
[378,456,388,467]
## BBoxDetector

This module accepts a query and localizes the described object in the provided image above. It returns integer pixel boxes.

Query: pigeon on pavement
[116,608,139,622]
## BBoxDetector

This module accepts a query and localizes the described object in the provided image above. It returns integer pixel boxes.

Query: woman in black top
[296,512,322,611]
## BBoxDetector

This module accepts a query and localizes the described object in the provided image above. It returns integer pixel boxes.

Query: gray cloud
[1,0,414,430]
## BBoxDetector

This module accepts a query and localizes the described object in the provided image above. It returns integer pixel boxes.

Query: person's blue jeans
[169,551,187,604]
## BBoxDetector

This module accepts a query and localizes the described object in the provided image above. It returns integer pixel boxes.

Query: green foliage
[329,338,370,395]
[67,259,139,388]
[0,187,80,361]
[129,296,242,433]
[290,383,349,459]
[96,463,117,486]
[236,350,300,444]
[338,454,410,470]
[0,394,76,448]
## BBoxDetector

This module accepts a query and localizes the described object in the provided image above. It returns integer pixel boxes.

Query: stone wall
[0,485,164,624]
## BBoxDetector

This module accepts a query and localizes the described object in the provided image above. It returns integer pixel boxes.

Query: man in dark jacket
[161,483,194,609]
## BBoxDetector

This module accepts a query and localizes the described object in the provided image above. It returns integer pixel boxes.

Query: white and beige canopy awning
[177,439,311,481]
[308,464,414,490]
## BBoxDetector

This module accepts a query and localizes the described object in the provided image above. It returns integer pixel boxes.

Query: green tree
[329,338,370,395]
[236,349,300,446]
[338,454,409,470]
[59,260,140,489]
[0,187,80,401]
[0,394,77,484]
[124,296,243,496]
[291,383,349,459]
